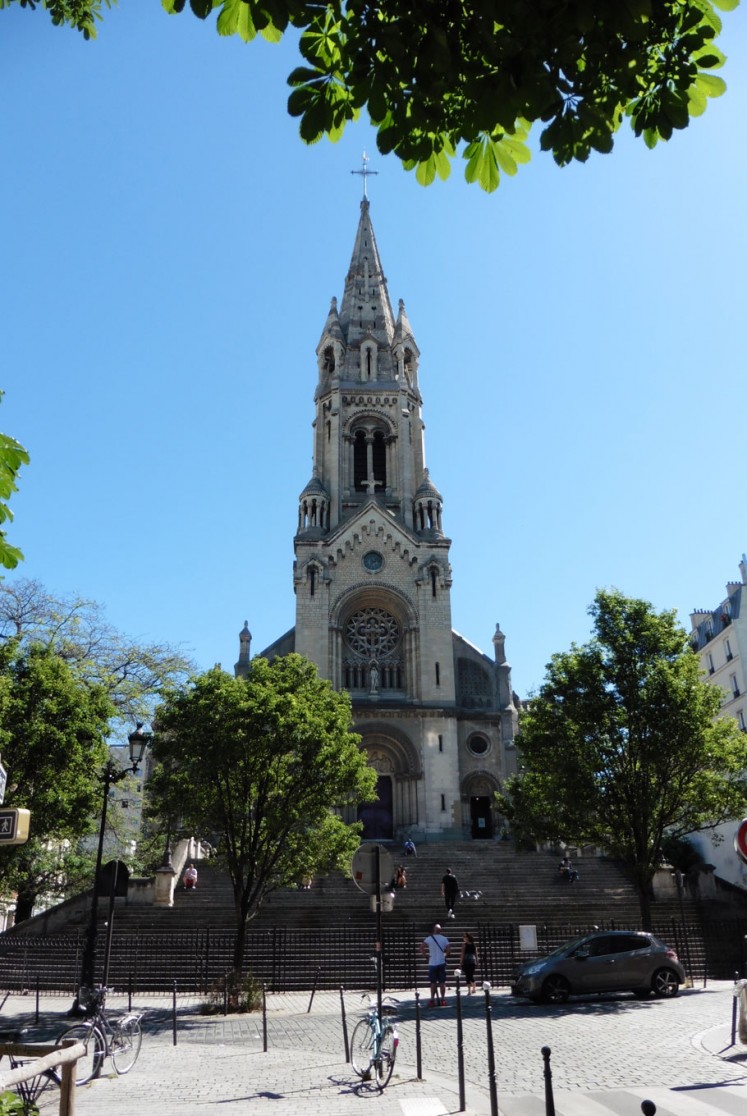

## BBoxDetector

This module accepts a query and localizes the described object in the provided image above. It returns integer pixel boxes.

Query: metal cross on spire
[351,150,379,198]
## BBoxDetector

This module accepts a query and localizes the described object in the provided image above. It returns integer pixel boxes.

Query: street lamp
[77,723,152,1002]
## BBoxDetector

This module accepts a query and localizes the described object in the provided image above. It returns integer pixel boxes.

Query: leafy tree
[499,589,747,927]
[0,391,29,571]
[0,640,115,921]
[0,579,194,732]
[148,654,377,975]
[3,0,738,192]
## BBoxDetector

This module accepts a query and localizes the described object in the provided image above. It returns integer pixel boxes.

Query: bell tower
[253,197,518,842]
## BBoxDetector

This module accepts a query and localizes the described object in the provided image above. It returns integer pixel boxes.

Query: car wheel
[632,989,652,1000]
[651,967,680,998]
[540,975,571,1004]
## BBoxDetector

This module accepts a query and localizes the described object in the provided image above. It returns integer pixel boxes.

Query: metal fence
[0,917,744,995]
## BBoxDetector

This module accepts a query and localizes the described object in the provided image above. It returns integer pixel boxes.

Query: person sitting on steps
[183,862,198,890]
[558,856,579,883]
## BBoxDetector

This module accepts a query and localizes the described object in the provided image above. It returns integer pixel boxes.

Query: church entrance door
[358,775,394,840]
[470,796,493,839]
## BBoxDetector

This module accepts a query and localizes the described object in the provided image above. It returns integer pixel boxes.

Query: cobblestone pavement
[0,982,745,1114]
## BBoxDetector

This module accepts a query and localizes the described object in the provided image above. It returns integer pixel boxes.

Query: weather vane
[351,150,378,198]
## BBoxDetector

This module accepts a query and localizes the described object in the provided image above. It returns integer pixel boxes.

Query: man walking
[441,867,459,919]
[420,922,450,1007]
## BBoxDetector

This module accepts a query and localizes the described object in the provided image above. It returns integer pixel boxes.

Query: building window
[467,735,490,757]
[707,653,715,675]
[726,639,733,662]
[438,734,443,752]
[730,674,740,699]
[435,662,440,686]
[737,710,746,732]
[441,794,446,812]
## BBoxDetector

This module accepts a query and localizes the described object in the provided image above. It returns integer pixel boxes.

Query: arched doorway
[470,795,493,839]
[358,775,393,839]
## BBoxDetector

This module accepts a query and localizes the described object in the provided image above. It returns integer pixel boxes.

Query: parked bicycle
[350,995,399,1088]
[55,986,143,1085]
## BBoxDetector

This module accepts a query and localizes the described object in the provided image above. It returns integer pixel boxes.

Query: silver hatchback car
[511,930,686,1004]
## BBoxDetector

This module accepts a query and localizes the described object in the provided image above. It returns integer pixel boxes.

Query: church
[236,196,519,843]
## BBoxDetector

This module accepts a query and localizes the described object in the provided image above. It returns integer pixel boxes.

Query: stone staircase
[3,841,745,992]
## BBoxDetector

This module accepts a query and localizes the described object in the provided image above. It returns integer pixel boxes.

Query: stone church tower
[239,198,518,842]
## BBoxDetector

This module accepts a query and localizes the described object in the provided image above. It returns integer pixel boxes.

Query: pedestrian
[183,862,198,890]
[404,837,417,857]
[441,867,459,918]
[394,865,407,888]
[420,922,450,1007]
[460,931,479,994]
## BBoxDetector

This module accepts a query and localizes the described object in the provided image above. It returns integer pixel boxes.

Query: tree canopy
[499,589,747,927]
[0,578,194,733]
[148,653,376,973]
[0,640,115,921]
[4,0,738,192]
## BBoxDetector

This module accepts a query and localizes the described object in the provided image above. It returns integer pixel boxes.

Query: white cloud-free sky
[1,4,745,708]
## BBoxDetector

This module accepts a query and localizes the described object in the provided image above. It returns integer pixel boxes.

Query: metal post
[102,859,119,988]
[641,1103,657,1115]
[483,983,499,1116]
[541,1046,555,1116]
[307,966,321,1013]
[262,983,268,1053]
[414,991,423,1081]
[732,971,739,1047]
[455,970,466,1112]
[223,969,229,1016]
[80,764,113,993]
[172,980,178,1046]
[128,971,133,1013]
[375,845,383,1030]
[340,986,350,1063]
[34,977,40,1025]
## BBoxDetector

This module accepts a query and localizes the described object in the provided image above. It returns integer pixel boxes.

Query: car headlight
[521,963,545,977]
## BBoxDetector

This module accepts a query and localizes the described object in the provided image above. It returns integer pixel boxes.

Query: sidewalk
[0,985,745,1115]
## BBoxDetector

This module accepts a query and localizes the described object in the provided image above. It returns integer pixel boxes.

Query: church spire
[337,199,396,351]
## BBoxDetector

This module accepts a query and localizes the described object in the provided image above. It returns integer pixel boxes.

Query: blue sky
[1,4,746,708]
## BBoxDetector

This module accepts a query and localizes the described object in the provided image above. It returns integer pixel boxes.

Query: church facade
[237,199,519,842]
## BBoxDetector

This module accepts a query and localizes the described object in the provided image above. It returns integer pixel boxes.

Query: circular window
[362,551,384,572]
[345,607,400,658]
[467,735,490,757]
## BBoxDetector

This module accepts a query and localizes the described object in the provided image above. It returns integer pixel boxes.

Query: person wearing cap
[420,922,450,1007]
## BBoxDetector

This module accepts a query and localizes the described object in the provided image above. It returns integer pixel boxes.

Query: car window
[586,936,616,956]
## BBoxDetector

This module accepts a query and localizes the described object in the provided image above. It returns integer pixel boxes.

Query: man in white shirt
[420,923,450,1007]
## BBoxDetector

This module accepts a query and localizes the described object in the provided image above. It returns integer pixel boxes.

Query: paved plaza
[0,982,745,1115]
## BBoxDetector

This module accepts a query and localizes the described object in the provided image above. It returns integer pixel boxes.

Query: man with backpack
[420,922,450,1007]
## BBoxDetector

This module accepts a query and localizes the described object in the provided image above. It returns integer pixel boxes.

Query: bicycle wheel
[374,1025,396,1089]
[350,1019,374,1079]
[53,1023,105,1085]
[110,1016,142,1075]
[14,1067,58,1115]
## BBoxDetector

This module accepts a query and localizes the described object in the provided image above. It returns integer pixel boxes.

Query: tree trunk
[13,889,36,924]
[634,873,653,930]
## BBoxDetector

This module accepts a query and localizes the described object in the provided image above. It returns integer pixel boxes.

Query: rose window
[345,608,400,657]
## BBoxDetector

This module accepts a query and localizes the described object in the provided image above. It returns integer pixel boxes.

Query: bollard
[307,966,321,1013]
[454,970,466,1112]
[641,1103,656,1115]
[541,1046,555,1116]
[482,983,499,1116]
[172,980,178,1046]
[262,983,268,1053]
[414,991,423,1081]
[223,970,229,1017]
[35,977,40,1025]
[732,971,739,1047]
[128,972,133,1013]
[340,986,350,1063]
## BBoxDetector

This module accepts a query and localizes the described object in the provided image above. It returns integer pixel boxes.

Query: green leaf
[711,0,739,10]
[217,0,257,40]
[695,72,727,98]
[189,0,215,18]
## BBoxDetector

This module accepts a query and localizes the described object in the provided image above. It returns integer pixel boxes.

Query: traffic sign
[351,844,394,895]
[735,818,747,865]
[0,808,30,846]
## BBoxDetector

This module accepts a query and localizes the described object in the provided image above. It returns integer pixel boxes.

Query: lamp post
[78,723,152,1000]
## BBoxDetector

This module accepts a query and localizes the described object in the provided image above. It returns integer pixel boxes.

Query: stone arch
[461,770,500,840]
[332,585,418,697]
[356,724,422,838]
